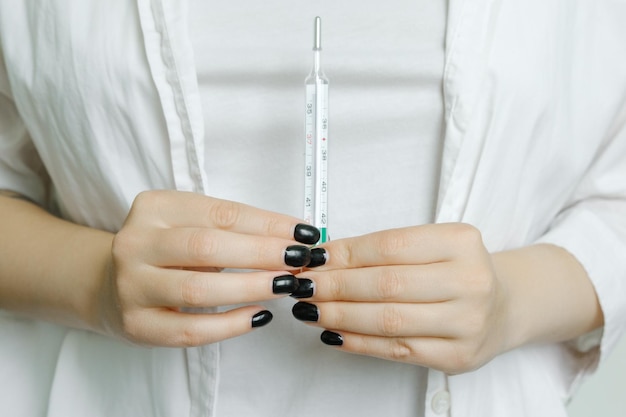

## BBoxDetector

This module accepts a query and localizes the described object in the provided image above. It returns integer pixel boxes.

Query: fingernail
[321,330,343,346]
[291,301,319,322]
[251,310,273,328]
[290,278,315,299]
[284,245,311,267]
[307,248,327,268]
[273,275,299,294]
[294,223,321,245]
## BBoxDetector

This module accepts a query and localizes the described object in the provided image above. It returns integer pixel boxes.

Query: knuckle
[388,338,414,361]
[180,273,209,307]
[260,216,283,237]
[132,190,165,215]
[376,268,404,300]
[378,305,404,337]
[129,190,181,227]
[131,190,153,210]
[451,223,483,246]
[186,229,216,262]
[176,321,206,347]
[327,271,346,300]
[209,200,240,230]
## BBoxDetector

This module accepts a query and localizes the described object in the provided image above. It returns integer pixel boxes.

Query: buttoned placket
[137,1,218,416]
[429,0,500,416]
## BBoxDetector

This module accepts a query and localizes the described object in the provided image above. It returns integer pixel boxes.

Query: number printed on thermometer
[304,83,329,242]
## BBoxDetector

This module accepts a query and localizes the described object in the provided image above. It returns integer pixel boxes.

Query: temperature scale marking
[303,16,329,244]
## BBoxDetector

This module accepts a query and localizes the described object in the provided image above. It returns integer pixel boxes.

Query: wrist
[490,250,530,354]
[491,244,603,352]
[0,196,116,332]
[72,228,115,335]
[57,226,115,333]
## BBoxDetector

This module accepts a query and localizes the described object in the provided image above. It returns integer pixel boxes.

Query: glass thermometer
[304,16,329,244]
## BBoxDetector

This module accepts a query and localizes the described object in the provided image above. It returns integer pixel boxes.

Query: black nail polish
[307,248,327,268]
[251,310,273,328]
[273,275,299,294]
[294,223,321,245]
[284,245,311,267]
[291,302,319,322]
[321,330,343,346]
[290,278,314,299]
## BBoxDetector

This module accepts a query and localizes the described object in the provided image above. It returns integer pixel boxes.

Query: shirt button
[431,390,451,415]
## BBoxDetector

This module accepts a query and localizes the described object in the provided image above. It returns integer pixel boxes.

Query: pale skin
[0,189,603,374]
[295,225,603,373]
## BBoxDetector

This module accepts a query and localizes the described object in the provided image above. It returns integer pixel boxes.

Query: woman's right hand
[97,190,319,347]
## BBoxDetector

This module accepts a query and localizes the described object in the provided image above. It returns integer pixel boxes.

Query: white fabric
[189,1,445,234]
[188,2,445,414]
[1,1,626,417]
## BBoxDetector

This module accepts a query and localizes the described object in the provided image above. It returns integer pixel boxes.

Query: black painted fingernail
[290,278,315,299]
[321,330,343,346]
[307,248,327,268]
[284,245,311,267]
[294,223,321,245]
[273,275,299,294]
[251,310,273,328]
[291,302,319,322]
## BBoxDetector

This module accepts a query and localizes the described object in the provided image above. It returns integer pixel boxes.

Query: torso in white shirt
[188,1,446,416]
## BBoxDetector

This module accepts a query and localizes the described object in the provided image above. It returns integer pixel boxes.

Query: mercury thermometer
[304,16,329,244]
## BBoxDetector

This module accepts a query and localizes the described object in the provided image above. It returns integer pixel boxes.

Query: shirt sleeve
[536,104,626,377]
[0,48,49,206]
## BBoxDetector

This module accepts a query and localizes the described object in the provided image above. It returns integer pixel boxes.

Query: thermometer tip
[314,16,322,50]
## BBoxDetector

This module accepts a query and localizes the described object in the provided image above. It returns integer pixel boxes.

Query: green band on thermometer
[304,16,329,244]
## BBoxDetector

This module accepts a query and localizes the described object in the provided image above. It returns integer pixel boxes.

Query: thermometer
[304,16,329,244]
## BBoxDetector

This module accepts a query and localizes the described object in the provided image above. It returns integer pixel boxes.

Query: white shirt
[1,1,626,417]
[188,2,445,415]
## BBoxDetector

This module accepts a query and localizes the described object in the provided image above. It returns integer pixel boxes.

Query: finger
[127,305,273,347]
[318,330,462,372]
[313,223,482,270]
[139,269,299,308]
[292,301,459,338]
[295,263,456,302]
[131,190,319,243]
[144,227,312,269]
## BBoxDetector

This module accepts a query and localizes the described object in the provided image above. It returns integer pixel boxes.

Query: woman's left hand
[292,223,512,374]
